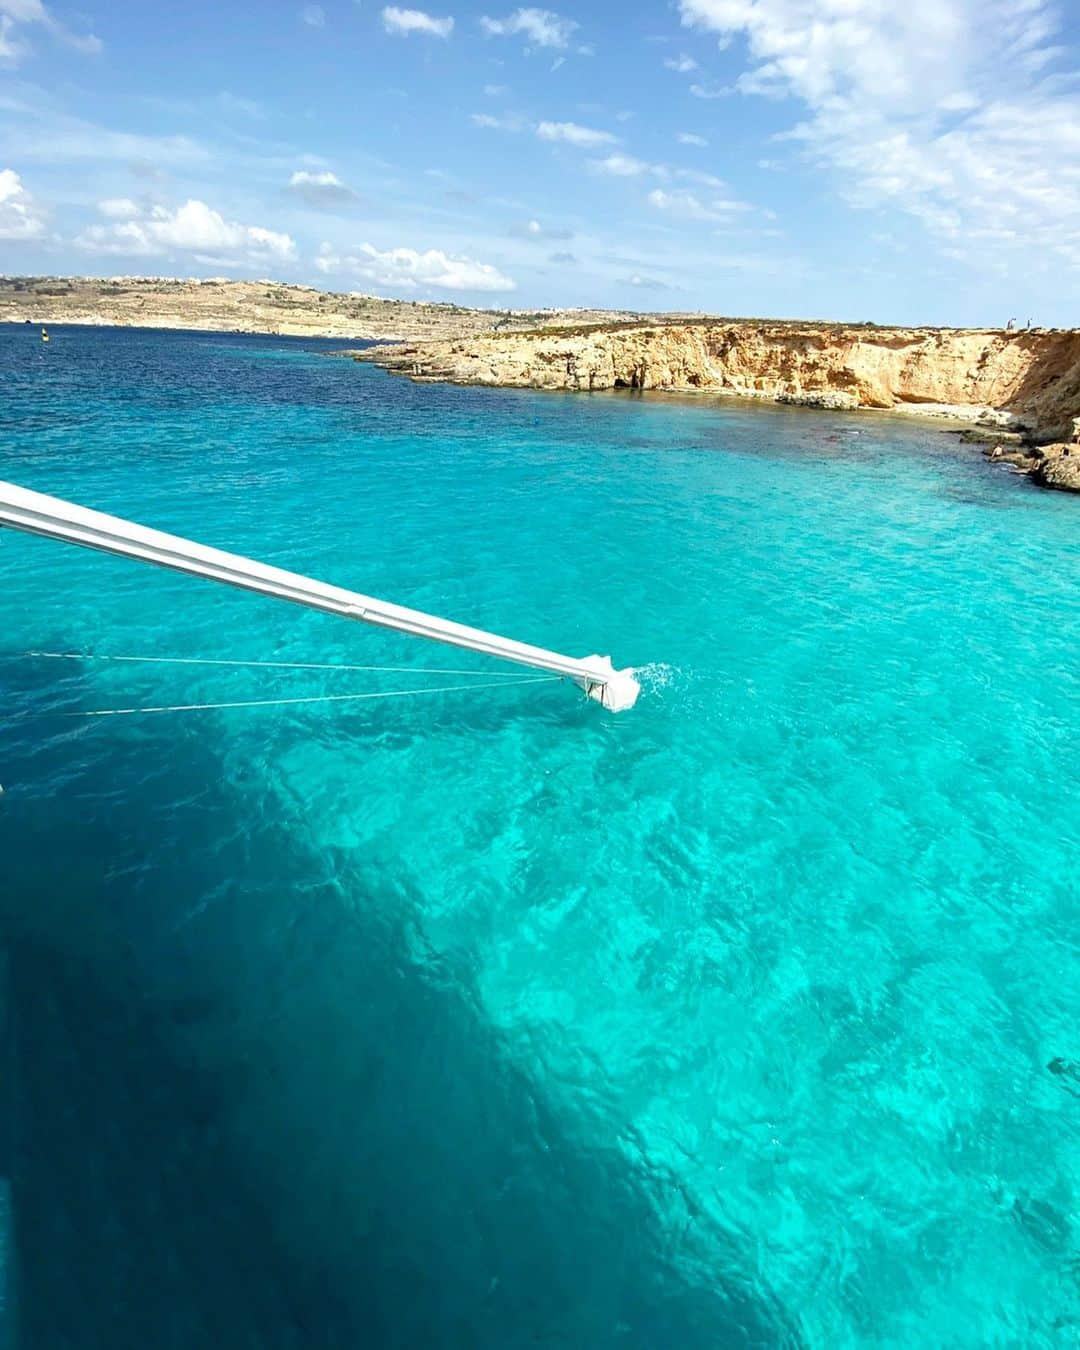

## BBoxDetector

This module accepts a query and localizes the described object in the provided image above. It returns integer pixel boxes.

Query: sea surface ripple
[1,325,1078,1347]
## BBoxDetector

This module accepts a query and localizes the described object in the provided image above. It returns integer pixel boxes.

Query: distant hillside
[0,276,659,342]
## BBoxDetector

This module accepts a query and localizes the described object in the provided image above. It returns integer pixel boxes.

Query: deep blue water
[1,324,1078,1348]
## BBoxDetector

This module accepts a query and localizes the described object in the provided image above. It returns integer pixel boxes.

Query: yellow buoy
[41,327,50,343]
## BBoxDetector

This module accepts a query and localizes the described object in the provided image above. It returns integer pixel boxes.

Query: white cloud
[381,6,454,37]
[648,186,750,219]
[75,222,158,258]
[587,155,727,189]
[0,0,101,63]
[536,120,616,148]
[286,169,358,207]
[688,82,728,99]
[76,198,296,267]
[678,132,708,146]
[510,217,572,239]
[301,3,326,26]
[589,152,652,176]
[315,241,515,292]
[97,197,140,219]
[679,0,1080,269]
[664,53,698,72]
[480,8,577,48]
[0,167,45,239]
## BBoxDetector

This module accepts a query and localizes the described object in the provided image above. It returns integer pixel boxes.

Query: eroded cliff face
[354,320,1080,450]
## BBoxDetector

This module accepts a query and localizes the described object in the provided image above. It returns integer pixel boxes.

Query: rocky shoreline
[350,320,1080,494]
[985,438,1080,492]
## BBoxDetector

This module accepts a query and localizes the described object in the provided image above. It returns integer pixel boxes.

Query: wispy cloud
[216,91,265,119]
[76,198,296,267]
[0,15,20,61]
[648,187,750,220]
[664,54,697,72]
[381,6,454,38]
[315,241,515,291]
[677,167,726,189]
[471,111,522,130]
[679,0,1080,268]
[678,132,708,147]
[480,8,578,49]
[0,0,101,65]
[536,120,616,148]
[589,155,726,191]
[0,109,210,167]
[301,4,326,26]
[0,167,46,239]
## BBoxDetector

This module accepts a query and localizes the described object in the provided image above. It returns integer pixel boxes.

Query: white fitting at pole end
[579,656,641,713]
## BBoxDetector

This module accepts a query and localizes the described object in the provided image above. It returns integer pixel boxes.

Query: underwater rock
[1047,1057,1080,1093]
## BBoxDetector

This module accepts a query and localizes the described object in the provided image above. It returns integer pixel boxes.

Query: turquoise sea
[1,324,1078,1347]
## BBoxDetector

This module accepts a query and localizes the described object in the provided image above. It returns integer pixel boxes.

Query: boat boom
[0,479,640,712]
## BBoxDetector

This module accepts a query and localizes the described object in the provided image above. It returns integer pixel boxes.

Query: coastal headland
[352,319,1080,493]
[4,277,1077,492]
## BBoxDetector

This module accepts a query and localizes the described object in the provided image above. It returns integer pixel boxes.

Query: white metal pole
[0,480,640,711]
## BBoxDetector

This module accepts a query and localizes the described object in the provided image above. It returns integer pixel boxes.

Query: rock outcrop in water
[988,427,1080,493]
[353,320,1080,491]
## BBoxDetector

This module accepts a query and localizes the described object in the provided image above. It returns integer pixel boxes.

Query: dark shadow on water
[0,659,799,1349]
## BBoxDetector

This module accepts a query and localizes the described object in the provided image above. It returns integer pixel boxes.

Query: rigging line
[5,651,540,678]
[7,675,563,720]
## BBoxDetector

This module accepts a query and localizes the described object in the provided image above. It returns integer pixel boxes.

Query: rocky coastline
[351,320,1080,494]
[985,437,1080,493]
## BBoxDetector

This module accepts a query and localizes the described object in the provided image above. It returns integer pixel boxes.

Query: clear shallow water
[1,324,1078,1348]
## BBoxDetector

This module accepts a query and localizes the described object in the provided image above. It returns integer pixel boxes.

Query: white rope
[40,674,562,719]
[6,650,538,678]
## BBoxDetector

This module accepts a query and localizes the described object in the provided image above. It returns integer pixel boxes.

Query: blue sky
[1,0,1078,325]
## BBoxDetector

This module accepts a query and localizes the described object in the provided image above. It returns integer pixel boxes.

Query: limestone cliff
[353,321,1080,480]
